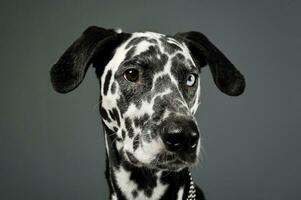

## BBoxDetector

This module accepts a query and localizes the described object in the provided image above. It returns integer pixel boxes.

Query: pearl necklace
[187,172,196,200]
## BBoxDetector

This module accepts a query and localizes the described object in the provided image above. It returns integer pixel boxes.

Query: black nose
[162,119,199,153]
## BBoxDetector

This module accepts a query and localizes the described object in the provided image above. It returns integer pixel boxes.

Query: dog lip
[155,160,188,171]
[154,156,196,170]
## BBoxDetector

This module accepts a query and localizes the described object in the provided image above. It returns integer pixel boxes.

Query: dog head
[51,26,245,171]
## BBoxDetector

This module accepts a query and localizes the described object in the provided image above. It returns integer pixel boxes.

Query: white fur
[133,40,153,56]
[111,193,118,200]
[135,137,164,164]
[177,186,184,200]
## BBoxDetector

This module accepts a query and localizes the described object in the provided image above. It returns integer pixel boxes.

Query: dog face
[51,27,245,171]
[100,32,201,170]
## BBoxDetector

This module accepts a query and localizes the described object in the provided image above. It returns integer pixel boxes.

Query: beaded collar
[187,172,196,200]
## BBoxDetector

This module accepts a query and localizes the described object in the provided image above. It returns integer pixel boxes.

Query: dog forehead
[101,31,196,84]
[125,31,191,57]
[132,31,165,39]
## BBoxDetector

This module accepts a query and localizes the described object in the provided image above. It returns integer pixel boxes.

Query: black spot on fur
[133,135,140,151]
[153,74,172,93]
[111,82,116,94]
[159,169,198,199]
[126,151,139,164]
[125,117,134,138]
[112,108,120,126]
[103,70,112,95]
[145,188,153,197]
[100,107,111,122]
[152,107,165,122]
[133,99,142,110]
[122,130,126,139]
[133,114,150,128]
[132,190,138,198]
[113,126,118,132]
[122,164,158,198]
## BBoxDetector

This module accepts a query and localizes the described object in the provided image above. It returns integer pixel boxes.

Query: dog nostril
[189,132,199,150]
[163,133,185,152]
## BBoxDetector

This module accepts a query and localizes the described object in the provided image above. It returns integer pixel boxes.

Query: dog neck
[103,126,196,200]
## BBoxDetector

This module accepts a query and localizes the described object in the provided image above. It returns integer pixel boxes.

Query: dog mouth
[155,158,187,171]
[124,127,199,171]
[152,152,197,171]
[125,150,197,171]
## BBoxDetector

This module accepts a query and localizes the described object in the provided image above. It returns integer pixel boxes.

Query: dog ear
[175,31,245,96]
[50,26,130,93]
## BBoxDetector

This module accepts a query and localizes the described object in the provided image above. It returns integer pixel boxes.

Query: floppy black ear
[50,26,130,93]
[175,31,245,96]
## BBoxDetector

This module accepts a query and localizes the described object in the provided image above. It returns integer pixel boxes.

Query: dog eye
[186,73,197,87]
[123,68,139,82]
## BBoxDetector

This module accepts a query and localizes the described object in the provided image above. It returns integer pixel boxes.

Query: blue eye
[186,74,197,87]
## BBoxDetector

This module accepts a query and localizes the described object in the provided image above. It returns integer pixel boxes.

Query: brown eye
[123,68,139,82]
[186,73,197,87]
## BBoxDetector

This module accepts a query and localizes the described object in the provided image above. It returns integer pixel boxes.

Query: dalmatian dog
[50,26,245,200]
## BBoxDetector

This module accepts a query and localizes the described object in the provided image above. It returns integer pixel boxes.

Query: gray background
[1,0,300,199]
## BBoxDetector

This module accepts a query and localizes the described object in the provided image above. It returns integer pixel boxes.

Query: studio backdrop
[0,1,300,200]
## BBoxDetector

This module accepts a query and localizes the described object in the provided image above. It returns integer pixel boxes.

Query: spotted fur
[50,26,245,200]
